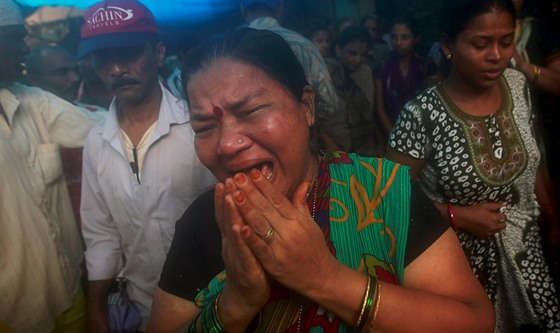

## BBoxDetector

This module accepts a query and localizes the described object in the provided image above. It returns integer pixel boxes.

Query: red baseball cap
[76,0,158,59]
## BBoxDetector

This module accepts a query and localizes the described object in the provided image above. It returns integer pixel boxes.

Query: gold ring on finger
[260,227,275,244]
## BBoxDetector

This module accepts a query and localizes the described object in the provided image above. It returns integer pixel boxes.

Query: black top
[159,182,449,301]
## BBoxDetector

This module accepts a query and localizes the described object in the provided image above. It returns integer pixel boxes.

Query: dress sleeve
[404,181,450,266]
[158,189,224,301]
[388,96,430,160]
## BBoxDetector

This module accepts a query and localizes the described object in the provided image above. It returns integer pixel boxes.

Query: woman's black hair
[181,28,309,104]
[440,0,516,41]
[391,15,419,37]
[335,26,371,48]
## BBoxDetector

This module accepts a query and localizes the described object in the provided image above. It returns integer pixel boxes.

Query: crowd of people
[0,0,559,332]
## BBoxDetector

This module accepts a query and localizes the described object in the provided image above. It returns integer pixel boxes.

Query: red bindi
[212,106,223,117]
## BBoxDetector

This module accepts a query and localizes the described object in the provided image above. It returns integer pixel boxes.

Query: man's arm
[37,87,101,147]
[80,135,122,332]
[87,280,114,333]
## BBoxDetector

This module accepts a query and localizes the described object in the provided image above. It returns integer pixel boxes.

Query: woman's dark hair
[181,28,309,104]
[440,0,516,41]
[335,26,371,48]
[391,15,419,37]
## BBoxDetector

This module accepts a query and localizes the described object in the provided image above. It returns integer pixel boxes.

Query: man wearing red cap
[77,0,215,331]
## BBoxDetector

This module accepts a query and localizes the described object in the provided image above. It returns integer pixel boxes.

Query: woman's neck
[443,73,502,117]
[398,52,413,77]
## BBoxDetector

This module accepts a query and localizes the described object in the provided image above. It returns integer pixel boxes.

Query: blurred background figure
[0,0,100,331]
[329,25,386,156]
[374,15,437,135]
[510,0,560,255]
[25,45,80,103]
[308,24,334,60]
[360,14,390,68]
[23,4,84,54]
[76,55,113,110]
[24,44,106,228]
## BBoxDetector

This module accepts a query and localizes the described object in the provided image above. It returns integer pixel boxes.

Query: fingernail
[234,191,244,203]
[250,169,261,180]
[234,173,246,185]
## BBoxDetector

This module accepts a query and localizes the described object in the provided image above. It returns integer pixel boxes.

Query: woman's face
[187,58,316,197]
[311,30,333,58]
[443,9,515,90]
[336,41,369,72]
[391,24,416,57]
[362,18,379,41]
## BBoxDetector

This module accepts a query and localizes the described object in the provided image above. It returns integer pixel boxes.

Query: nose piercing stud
[237,138,243,144]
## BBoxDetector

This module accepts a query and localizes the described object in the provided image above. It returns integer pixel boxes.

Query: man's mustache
[111,78,140,90]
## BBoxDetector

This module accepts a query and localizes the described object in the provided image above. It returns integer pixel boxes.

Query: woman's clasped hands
[214,168,341,329]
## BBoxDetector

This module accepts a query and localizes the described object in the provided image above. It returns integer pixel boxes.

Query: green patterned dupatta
[327,152,410,284]
[194,152,412,332]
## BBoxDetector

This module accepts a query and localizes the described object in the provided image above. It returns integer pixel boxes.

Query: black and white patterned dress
[389,69,560,332]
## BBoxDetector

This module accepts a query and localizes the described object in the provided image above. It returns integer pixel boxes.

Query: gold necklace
[297,167,320,333]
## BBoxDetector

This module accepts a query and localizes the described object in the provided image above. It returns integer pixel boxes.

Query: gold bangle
[215,292,225,328]
[355,275,372,328]
[532,65,542,83]
[359,279,381,333]
[371,280,382,325]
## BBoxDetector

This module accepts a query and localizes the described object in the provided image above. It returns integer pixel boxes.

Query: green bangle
[187,311,203,333]
[201,293,226,333]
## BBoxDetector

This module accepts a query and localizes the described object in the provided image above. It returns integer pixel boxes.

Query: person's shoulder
[502,68,529,94]
[161,83,190,124]
[503,67,525,82]
[83,119,108,151]
[176,188,216,228]
[405,84,440,109]
[7,83,51,105]
[8,82,40,95]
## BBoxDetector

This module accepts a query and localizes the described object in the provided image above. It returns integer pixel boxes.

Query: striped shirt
[0,83,99,332]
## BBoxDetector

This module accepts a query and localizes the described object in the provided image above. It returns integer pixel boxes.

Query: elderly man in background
[24,45,107,226]
[25,45,81,103]
[0,0,100,332]
[77,0,215,331]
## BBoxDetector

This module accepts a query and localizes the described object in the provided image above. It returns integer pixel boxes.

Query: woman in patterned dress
[387,0,560,332]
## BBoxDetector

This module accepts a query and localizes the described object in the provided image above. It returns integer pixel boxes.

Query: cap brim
[76,32,155,59]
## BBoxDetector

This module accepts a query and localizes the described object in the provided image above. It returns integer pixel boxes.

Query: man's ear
[302,85,315,127]
[156,42,166,68]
